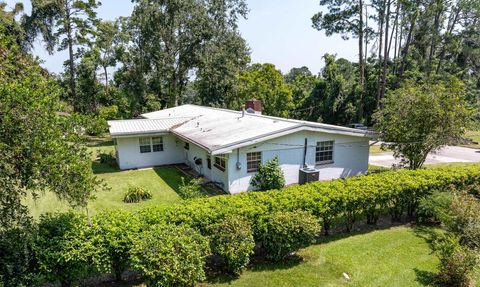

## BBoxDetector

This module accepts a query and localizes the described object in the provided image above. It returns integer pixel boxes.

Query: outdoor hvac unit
[298,168,319,184]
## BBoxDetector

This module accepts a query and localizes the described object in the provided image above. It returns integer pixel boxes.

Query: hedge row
[141,164,480,235]
[2,165,480,286]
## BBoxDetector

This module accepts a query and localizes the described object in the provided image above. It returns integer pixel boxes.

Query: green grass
[206,226,442,287]
[369,144,392,154]
[462,130,480,149]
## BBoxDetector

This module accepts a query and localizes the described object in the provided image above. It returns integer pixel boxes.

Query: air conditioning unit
[299,167,319,184]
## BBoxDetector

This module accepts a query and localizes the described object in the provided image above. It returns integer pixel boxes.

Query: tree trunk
[380,0,391,104]
[398,5,419,79]
[64,2,76,105]
[358,0,365,121]
[103,65,109,96]
[376,0,385,109]
[436,7,460,74]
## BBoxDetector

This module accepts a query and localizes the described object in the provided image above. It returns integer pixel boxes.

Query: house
[108,100,374,194]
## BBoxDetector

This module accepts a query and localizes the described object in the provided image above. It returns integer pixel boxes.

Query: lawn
[25,135,188,218]
[205,226,448,287]
[462,130,480,149]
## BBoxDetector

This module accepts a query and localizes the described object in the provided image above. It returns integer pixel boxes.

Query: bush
[0,221,40,287]
[250,156,285,191]
[178,177,206,199]
[446,193,480,251]
[417,191,453,224]
[91,210,141,281]
[34,212,95,287]
[97,150,117,167]
[123,186,152,203]
[208,216,255,275]
[257,210,320,262]
[131,224,209,287]
[138,165,480,237]
[434,234,478,287]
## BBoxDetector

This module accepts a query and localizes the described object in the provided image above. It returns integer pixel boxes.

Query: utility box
[299,168,319,184]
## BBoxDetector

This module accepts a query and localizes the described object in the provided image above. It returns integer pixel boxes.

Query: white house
[108,101,374,194]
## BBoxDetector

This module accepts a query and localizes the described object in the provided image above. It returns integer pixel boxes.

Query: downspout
[303,138,308,168]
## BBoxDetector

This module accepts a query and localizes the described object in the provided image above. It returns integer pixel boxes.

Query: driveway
[369,145,480,167]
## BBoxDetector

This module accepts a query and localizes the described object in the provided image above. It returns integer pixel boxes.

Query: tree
[76,49,102,113]
[373,78,473,169]
[26,0,100,103]
[95,20,121,97]
[195,30,250,107]
[0,23,102,228]
[285,66,318,117]
[126,0,248,108]
[235,63,294,117]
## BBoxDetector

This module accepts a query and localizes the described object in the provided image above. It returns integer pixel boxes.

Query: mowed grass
[463,130,480,149]
[206,226,442,287]
[25,135,186,218]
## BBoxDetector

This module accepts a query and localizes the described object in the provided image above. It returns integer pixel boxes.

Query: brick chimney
[245,99,262,114]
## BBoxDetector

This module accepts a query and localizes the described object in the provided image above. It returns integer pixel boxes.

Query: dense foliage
[208,216,255,275]
[131,224,210,287]
[257,210,320,262]
[374,79,473,169]
[250,156,286,191]
[178,178,206,200]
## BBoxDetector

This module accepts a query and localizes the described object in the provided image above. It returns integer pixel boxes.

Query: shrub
[138,165,480,237]
[434,234,478,287]
[91,210,141,281]
[208,216,255,275]
[178,177,206,199]
[250,156,285,191]
[97,150,117,167]
[417,191,453,224]
[257,210,320,262]
[34,212,95,287]
[123,186,152,203]
[131,224,209,287]
[446,193,480,251]
[0,221,40,287]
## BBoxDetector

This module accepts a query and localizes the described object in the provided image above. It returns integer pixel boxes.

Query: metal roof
[108,117,190,137]
[109,105,375,153]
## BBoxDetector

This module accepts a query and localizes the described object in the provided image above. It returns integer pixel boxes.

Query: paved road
[369,145,480,167]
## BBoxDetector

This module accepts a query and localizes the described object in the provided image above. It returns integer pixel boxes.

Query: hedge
[139,165,480,235]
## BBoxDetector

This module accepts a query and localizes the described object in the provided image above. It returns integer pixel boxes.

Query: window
[247,152,262,172]
[214,156,226,171]
[206,155,212,169]
[139,137,164,153]
[139,137,151,153]
[316,140,334,164]
[184,142,190,150]
[152,136,164,152]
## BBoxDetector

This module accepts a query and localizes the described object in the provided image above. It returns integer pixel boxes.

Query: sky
[4,0,358,75]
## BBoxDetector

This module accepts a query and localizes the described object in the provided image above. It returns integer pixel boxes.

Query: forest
[1,0,479,128]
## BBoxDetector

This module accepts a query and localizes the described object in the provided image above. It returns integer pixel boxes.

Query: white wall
[115,134,183,169]
[227,131,370,194]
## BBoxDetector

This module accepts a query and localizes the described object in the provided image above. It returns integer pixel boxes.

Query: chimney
[245,99,262,114]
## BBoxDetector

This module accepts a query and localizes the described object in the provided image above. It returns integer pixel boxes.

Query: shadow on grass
[414,268,437,286]
[153,166,189,194]
[92,162,120,174]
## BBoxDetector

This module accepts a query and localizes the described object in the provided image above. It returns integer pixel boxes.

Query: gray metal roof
[109,105,375,153]
[108,117,190,137]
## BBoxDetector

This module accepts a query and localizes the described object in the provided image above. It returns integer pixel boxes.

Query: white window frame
[139,136,164,153]
[139,137,152,153]
[214,156,226,172]
[315,140,334,164]
[246,152,262,172]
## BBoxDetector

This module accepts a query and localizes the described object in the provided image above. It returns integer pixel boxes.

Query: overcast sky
[4,0,358,75]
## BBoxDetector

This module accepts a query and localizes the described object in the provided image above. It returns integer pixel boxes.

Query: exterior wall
[115,134,183,169]
[227,131,370,194]
[180,139,229,191]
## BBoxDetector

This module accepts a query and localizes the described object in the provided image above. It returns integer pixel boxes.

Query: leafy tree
[95,20,120,97]
[250,156,286,191]
[285,66,318,116]
[373,78,473,169]
[126,0,248,108]
[26,0,100,102]
[0,23,102,228]
[195,30,250,107]
[76,49,102,113]
[235,63,294,117]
